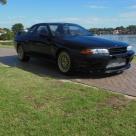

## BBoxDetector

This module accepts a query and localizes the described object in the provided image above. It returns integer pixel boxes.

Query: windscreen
[63,24,92,36]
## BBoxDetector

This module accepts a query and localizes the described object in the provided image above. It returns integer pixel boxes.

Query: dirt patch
[33,102,46,110]
[98,96,131,110]
[24,95,47,110]
[24,95,34,101]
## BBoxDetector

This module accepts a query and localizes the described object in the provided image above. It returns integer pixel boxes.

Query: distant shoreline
[89,25,136,35]
[97,34,136,36]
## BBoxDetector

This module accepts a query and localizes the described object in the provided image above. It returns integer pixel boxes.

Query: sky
[0,0,136,28]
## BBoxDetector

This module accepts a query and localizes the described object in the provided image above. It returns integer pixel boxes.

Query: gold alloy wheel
[58,51,71,73]
[17,46,24,60]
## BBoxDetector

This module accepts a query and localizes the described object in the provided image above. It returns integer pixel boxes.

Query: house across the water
[0,29,6,36]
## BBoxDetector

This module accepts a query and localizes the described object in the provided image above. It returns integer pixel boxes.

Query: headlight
[127,46,133,51]
[80,48,109,55]
[91,49,109,54]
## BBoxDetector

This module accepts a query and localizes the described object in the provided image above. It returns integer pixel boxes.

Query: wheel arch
[16,42,22,51]
[56,48,70,59]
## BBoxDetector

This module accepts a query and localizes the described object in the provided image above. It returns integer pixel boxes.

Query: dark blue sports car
[15,23,135,75]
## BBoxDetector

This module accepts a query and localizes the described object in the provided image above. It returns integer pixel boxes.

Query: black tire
[17,45,30,62]
[57,51,73,75]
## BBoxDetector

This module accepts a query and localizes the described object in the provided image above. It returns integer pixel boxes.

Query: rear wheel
[57,51,73,75]
[17,45,30,62]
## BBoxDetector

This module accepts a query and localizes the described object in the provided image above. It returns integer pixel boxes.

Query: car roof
[32,23,77,27]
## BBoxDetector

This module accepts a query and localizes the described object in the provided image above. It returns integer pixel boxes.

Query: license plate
[106,58,126,68]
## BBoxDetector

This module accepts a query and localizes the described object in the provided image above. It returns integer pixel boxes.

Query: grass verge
[133,56,136,63]
[0,41,14,48]
[0,65,135,136]
[0,44,14,48]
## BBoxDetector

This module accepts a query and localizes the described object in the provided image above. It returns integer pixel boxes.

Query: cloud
[1,15,136,29]
[50,14,136,28]
[46,16,120,28]
[58,17,80,22]
[86,4,107,9]
[1,11,136,29]
[128,4,136,9]
[120,11,136,18]
[0,16,26,26]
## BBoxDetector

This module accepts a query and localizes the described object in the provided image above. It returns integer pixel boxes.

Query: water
[98,35,136,53]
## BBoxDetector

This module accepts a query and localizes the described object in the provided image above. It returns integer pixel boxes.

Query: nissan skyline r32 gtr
[15,23,135,75]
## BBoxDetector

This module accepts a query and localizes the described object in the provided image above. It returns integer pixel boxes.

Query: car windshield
[63,24,93,36]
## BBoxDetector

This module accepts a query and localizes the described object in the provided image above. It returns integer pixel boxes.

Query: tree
[12,23,24,35]
[0,31,13,40]
[0,28,14,40]
[116,26,125,31]
[0,0,7,5]
[127,25,136,34]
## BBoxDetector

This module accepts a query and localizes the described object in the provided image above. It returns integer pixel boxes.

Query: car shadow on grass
[0,55,123,80]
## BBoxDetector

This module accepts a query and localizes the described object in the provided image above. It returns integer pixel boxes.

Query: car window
[29,26,37,33]
[49,25,61,36]
[63,24,92,36]
[36,25,49,35]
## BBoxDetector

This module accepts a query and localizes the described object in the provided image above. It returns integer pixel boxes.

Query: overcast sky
[0,0,136,28]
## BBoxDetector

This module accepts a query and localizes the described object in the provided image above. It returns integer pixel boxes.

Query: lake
[98,35,136,53]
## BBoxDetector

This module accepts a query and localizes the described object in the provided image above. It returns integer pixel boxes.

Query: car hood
[63,36,128,49]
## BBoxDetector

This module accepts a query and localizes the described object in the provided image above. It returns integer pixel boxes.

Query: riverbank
[90,25,136,35]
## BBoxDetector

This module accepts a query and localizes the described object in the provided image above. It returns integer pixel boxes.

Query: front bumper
[72,50,135,73]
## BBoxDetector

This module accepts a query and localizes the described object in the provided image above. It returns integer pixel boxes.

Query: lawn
[0,65,136,136]
[133,56,136,63]
[0,41,14,48]
[0,44,13,48]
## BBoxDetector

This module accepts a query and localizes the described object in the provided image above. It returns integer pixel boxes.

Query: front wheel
[57,51,73,75]
[17,45,30,62]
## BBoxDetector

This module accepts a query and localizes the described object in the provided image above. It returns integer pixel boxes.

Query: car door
[21,25,38,54]
[30,24,52,56]
[48,24,64,57]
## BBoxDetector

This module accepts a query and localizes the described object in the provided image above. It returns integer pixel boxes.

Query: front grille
[109,47,127,55]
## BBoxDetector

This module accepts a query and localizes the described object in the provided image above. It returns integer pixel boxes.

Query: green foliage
[133,56,136,64]
[127,25,136,34]
[91,28,114,35]
[0,31,14,40]
[90,25,136,35]
[12,23,24,35]
[0,23,24,40]
[116,26,125,30]
[0,0,7,4]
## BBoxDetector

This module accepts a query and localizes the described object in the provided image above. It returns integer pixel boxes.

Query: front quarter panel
[15,32,32,53]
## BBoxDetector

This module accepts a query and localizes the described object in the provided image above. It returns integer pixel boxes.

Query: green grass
[0,65,135,136]
[0,41,14,45]
[0,41,14,48]
[133,56,136,63]
[0,44,14,48]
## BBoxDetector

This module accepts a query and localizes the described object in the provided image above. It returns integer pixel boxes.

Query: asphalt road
[0,48,136,97]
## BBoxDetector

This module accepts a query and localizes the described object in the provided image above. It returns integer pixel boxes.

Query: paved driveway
[0,48,136,97]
